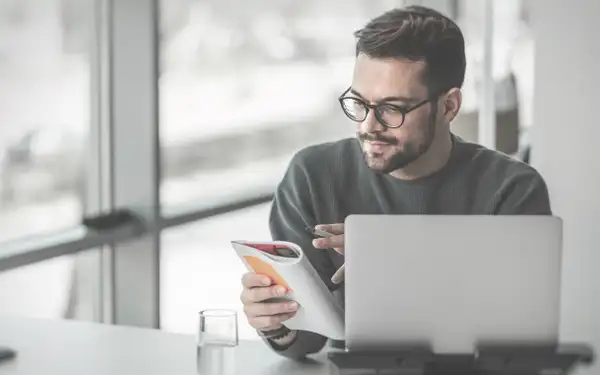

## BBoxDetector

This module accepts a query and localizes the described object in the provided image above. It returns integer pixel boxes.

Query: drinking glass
[197,309,238,375]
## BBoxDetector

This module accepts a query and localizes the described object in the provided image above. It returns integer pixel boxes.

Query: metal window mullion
[96,0,117,325]
[62,0,110,323]
[0,224,141,273]
[478,0,496,149]
[107,0,161,328]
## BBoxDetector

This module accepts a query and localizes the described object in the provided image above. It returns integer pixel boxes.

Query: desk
[0,317,329,375]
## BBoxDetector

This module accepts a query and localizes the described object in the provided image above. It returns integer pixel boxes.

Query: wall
[530,0,600,374]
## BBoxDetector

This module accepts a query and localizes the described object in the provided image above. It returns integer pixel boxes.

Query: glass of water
[197,309,238,375]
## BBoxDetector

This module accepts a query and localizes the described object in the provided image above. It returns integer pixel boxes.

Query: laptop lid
[344,215,562,353]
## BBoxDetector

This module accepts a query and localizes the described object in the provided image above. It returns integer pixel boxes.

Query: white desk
[0,317,329,375]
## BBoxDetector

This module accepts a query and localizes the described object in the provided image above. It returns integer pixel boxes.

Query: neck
[389,131,453,180]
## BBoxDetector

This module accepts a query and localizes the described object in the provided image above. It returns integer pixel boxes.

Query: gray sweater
[267,135,551,359]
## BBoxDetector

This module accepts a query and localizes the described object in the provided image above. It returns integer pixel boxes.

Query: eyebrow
[349,88,418,104]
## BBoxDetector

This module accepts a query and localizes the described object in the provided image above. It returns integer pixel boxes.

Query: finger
[241,272,272,288]
[315,223,344,235]
[331,264,345,284]
[244,301,299,317]
[312,234,344,249]
[248,312,297,331]
[242,284,287,303]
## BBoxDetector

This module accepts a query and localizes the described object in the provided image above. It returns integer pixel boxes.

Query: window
[0,0,92,242]
[0,0,96,320]
[161,203,271,339]
[158,0,403,208]
[0,249,100,321]
[452,0,529,155]
[0,256,74,318]
[158,0,404,336]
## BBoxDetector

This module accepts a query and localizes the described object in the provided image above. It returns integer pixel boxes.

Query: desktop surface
[0,317,329,375]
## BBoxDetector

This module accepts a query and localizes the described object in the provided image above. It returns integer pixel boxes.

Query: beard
[357,108,437,174]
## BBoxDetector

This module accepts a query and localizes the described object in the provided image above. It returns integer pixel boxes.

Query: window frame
[0,0,496,328]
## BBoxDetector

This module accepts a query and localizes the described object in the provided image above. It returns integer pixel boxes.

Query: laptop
[344,215,563,354]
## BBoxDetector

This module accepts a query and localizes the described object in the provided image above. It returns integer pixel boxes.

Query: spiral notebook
[230,240,345,340]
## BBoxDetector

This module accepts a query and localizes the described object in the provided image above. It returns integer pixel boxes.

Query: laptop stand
[328,343,594,375]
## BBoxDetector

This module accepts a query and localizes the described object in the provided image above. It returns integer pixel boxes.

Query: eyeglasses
[338,87,435,128]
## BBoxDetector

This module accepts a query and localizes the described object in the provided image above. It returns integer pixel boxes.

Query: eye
[379,104,406,113]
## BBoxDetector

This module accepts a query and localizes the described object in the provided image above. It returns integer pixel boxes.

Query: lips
[365,141,391,153]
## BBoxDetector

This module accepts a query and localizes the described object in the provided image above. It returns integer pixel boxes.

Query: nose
[359,109,385,134]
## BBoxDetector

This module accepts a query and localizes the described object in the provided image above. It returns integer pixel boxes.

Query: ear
[441,88,462,123]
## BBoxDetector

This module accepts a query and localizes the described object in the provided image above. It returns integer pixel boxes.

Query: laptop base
[328,343,594,375]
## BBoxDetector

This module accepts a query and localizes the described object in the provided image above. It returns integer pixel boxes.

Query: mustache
[357,132,398,145]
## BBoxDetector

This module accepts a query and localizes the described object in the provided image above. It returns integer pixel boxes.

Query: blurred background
[0,0,593,353]
[0,0,534,337]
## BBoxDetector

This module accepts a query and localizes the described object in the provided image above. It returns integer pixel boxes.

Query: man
[240,5,551,359]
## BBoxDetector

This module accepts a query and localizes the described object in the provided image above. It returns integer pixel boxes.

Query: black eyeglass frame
[338,87,442,128]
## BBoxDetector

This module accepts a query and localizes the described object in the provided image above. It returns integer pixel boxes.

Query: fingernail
[288,302,298,310]
[312,239,322,247]
[276,286,286,296]
[261,277,271,286]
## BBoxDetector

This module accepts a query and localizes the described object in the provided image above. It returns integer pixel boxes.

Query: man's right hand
[312,223,345,254]
[240,272,299,332]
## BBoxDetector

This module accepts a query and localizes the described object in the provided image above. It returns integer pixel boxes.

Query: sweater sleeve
[263,150,337,359]
[495,169,552,215]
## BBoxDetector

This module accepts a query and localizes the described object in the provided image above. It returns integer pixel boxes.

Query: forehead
[351,53,428,100]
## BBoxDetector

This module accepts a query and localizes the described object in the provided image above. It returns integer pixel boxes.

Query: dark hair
[355,5,466,94]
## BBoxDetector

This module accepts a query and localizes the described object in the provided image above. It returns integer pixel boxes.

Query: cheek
[385,125,417,145]
[397,112,432,139]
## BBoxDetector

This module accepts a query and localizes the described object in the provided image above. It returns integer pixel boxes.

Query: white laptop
[344,215,563,354]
